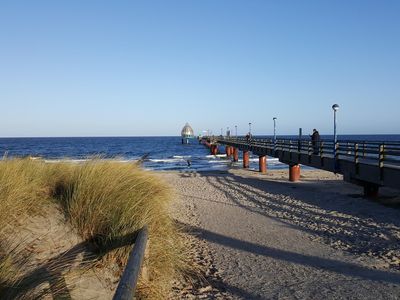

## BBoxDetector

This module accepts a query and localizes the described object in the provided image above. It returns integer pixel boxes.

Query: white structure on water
[181,123,194,144]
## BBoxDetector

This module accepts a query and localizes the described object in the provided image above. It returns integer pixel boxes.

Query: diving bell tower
[181,123,194,144]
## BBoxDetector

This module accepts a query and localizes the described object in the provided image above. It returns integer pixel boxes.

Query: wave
[44,158,140,164]
[44,159,88,164]
[172,155,192,159]
[40,153,287,172]
[148,158,182,163]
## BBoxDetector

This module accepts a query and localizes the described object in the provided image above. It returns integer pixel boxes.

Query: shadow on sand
[178,221,400,286]
[177,170,400,268]
[1,231,140,299]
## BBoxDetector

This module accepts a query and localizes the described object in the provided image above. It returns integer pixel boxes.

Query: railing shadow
[179,221,400,285]
[178,170,400,268]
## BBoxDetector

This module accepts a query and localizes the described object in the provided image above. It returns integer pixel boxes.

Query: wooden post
[141,239,150,282]
[289,164,300,182]
[243,150,249,168]
[320,141,324,166]
[335,142,340,159]
[225,146,231,158]
[259,155,267,173]
[379,144,385,180]
[211,145,218,155]
[354,143,359,174]
[320,141,324,157]
[233,148,239,162]
[379,144,385,168]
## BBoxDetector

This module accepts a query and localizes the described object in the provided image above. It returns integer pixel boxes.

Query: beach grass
[0,158,188,299]
[0,159,49,231]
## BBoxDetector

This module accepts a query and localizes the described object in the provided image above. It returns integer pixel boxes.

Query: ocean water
[0,135,399,171]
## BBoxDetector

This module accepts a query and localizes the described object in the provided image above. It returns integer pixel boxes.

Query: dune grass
[0,159,49,231]
[0,159,50,297]
[0,158,188,299]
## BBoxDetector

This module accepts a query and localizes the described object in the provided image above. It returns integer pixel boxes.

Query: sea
[0,135,399,172]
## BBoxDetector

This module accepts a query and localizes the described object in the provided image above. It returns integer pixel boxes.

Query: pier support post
[226,146,231,159]
[211,145,218,155]
[259,155,267,174]
[363,184,379,199]
[243,151,249,168]
[233,148,239,162]
[289,164,300,182]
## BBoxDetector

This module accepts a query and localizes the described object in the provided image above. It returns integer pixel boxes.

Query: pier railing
[203,136,400,191]
[113,225,149,300]
[215,137,400,169]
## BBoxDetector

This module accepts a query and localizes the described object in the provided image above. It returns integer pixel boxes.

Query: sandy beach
[164,168,400,299]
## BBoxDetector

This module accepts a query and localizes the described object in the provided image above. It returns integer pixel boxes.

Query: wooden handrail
[113,225,149,300]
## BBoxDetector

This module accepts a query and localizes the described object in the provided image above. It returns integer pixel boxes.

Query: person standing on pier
[246,132,252,143]
[310,129,320,154]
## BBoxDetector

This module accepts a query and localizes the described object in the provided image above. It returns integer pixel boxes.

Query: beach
[165,168,400,299]
[2,0,400,298]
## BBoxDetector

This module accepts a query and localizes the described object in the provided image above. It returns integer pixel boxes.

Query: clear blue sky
[0,0,399,137]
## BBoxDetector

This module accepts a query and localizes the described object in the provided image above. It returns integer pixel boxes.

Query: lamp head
[273,117,277,120]
[332,104,339,111]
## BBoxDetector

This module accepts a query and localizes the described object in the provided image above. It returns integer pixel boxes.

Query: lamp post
[273,117,277,151]
[220,128,223,136]
[332,104,339,170]
[332,104,339,144]
[248,122,252,135]
[227,126,230,138]
[235,125,237,139]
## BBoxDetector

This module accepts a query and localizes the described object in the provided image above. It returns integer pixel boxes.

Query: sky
[0,0,399,137]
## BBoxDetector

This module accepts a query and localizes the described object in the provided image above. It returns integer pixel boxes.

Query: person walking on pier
[310,129,320,154]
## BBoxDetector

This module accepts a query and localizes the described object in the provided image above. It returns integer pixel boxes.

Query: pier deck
[204,137,400,195]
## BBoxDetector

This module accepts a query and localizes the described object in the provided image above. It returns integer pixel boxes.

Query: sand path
[165,168,400,299]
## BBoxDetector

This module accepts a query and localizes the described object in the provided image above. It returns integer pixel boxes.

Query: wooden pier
[202,137,400,197]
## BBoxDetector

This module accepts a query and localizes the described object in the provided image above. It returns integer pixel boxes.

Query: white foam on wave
[205,154,227,159]
[208,160,229,164]
[44,158,140,164]
[172,155,192,159]
[248,156,279,161]
[268,157,279,161]
[44,159,88,164]
[149,158,182,163]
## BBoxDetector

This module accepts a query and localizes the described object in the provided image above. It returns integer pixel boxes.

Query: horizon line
[0,133,399,139]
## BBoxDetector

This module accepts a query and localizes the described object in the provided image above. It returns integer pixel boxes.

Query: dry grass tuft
[57,161,187,298]
[0,159,189,299]
[0,159,49,233]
